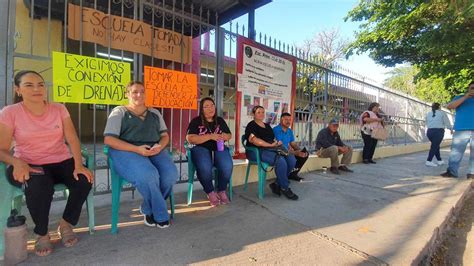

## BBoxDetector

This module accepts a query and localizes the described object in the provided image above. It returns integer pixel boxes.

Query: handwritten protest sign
[68,3,192,64]
[52,51,131,104]
[144,66,197,109]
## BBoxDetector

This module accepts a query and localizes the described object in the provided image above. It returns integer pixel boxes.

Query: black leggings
[7,158,92,236]
[361,131,378,160]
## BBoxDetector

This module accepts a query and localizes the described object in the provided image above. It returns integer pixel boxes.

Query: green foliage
[346,0,473,96]
[384,65,455,104]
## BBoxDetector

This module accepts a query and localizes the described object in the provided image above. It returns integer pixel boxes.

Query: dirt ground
[431,192,473,265]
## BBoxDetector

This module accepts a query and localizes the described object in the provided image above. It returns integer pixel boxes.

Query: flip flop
[35,236,53,257]
[58,225,78,248]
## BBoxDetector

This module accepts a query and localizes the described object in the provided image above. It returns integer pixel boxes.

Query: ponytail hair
[431,102,440,117]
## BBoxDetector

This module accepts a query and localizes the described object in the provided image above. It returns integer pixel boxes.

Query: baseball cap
[329,118,339,125]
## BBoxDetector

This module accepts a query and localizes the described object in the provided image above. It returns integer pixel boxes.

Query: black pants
[7,158,92,236]
[290,147,309,177]
[361,132,378,160]
[426,128,444,161]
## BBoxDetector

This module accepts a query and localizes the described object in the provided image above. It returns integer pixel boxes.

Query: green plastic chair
[185,141,233,205]
[0,146,95,257]
[241,135,271,199]
[104,146,175,234]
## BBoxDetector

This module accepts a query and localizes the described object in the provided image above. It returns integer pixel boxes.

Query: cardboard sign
[52,51,131,104]
[68,3,192,64]
[144,66,197,109]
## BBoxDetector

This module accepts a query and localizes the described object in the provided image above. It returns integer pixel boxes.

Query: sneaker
[156,220,170,229]
[437,160,445,165]
[338,165,354,172]
[467,173,473,179]
[217,191,230,205]
[440,171,457,178]
[425,161,438,167]
[269,182,281,196]
[329,167,340,175]
[207,191,220,207]
[144,215,157,227]
[280,187,298,200]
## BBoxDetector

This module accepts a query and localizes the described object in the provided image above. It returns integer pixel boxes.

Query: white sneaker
[425,161,438,167]
[437,160,445,165]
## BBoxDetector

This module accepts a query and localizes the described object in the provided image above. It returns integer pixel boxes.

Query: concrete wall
[231,140,452,187]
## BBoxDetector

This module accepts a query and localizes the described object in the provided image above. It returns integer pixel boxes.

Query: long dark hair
[199,97,217,129]
[367,102,382,118]
[431,102,440,117]
[14,70,44,103]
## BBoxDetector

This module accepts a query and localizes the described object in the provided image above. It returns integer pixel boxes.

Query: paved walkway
[18,148,472,265]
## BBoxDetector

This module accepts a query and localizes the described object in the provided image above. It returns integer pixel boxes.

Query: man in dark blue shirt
[273,113,308,182]
[315,119,353,175]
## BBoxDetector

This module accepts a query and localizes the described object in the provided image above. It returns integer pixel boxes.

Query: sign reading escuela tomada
[52,51,131,105]
[67,3,192,64]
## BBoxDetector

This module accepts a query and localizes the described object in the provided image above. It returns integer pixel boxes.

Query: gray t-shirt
[104,106,168,146]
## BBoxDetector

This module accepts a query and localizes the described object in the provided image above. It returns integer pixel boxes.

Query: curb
[413,179,474,265]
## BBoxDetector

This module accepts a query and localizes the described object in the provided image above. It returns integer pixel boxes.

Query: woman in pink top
[0,71,93,257]
[360,102,384,164]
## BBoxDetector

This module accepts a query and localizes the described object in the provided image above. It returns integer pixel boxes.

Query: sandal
[35,236,53,257]
[58,224,78,248]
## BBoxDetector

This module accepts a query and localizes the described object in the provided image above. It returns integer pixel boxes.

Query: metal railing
[0,0,452,195]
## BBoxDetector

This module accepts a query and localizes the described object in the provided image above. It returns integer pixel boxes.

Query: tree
[346,0,473,96]
[297,28,350,94]
[384,65,453,104]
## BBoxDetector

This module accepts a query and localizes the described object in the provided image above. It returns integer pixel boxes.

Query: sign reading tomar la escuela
[67,3,192,64]
[52,51,131,105]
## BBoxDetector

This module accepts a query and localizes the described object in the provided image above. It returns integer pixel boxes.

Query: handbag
[371,127,388,140]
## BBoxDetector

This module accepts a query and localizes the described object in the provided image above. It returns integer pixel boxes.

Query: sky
[224,0,394,86]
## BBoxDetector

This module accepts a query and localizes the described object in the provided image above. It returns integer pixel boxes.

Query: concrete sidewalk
[19,148,472,265]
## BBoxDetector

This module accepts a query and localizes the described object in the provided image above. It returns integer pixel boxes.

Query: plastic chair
[185,141,233,205]
[0,146,95,257]
[103,146,175,234]
[241,135,271,199]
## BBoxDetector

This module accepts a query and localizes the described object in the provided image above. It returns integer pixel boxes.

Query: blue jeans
[246,149,296,190]
[427,128,445,161]
[109,148,178,222]
[190,146,233,194]
[447,130,473,177]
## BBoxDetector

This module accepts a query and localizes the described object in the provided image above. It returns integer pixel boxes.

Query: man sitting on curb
[273,112,309,182]
[315,119,354,175]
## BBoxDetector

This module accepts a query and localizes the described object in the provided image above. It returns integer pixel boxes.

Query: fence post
[0,0,15,108]
[323,70,329,126]
[214,26,225,116]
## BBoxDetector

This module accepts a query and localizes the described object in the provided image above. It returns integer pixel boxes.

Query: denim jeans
[426,128,445,161]
[447,130,473,177]
[190,146,233,194]
[109,148,178,222]
[246,149,296,190]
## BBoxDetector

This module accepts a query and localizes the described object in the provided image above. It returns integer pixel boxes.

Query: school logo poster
[235,36,296,154]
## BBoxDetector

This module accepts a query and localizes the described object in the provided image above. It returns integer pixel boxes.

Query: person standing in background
[425,103,452,167]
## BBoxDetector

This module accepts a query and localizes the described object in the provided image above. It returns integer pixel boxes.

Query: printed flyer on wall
[235,36,296,154]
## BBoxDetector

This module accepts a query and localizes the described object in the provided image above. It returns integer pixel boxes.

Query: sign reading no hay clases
[52,51,131,105]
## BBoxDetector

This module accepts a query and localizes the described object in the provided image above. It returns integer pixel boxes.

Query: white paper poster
[236,38,296,153]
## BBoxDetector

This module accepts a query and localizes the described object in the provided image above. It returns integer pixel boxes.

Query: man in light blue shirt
[273,113,308,181]
[441,82,474,179]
